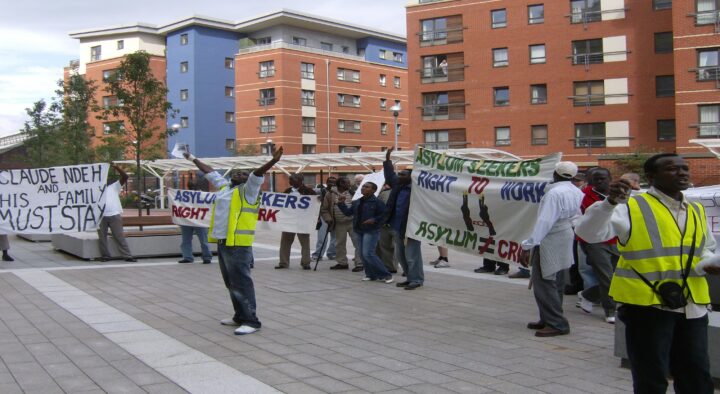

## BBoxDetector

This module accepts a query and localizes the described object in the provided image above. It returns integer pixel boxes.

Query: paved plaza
[0,228,653,393]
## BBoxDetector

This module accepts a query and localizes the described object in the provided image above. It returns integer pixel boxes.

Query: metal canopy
[690,139,720,159]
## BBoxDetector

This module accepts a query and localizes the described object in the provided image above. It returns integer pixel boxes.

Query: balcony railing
[338,101,360,108]
[691,66,720,87]
[421,103,467,120]
[689,10,720,31]
[419,64,466,83]
[302,98,316,106]
[421,141,469,150]
[302,126,316,134]
[567,8,628,29]
[569,93,631,112]
[301,71,315,79]
[418,27,465,46]
[259,125,276,133]
[570,136,634,152]
[568,51,631,70]
[690,123,720,138]
[238,41,364,62]
[258,69,276,78]
[258,97,276,106]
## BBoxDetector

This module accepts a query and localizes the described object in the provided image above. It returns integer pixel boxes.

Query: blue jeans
[313,218,337,259]
[393,230,423,285]
[181,226,212,262]
[217,244,261,328]
[358,231,391,280]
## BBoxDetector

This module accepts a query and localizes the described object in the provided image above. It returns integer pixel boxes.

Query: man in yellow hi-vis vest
[576,153,719,394]
[185,147,283,335]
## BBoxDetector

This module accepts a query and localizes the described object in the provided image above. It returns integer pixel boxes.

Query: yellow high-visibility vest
[610,193,710,306]
[208,185,260,247]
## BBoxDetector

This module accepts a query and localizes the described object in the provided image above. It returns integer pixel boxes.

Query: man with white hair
[521,161,584,337]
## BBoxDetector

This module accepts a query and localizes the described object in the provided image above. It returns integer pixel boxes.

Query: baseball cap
[555,161,578,179]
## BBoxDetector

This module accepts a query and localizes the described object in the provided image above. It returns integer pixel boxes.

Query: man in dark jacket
[276,173,317,270]
[383,148,424,290]
[337,182,393,283]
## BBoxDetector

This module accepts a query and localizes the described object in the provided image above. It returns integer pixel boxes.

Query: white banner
[0,164,109,234]
[352,171,385,201]
[169,189,321,234]
[407,147,561,266]
[685,185,720,245]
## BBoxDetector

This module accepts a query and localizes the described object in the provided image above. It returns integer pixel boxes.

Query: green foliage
[21,99,61,167]
[55,75,98,164]
[613,146,662,183]
[234,143,259,156]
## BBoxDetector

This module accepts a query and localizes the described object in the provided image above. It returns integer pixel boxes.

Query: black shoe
[275,265,287,269]
[351,266,364,272]
[178,259,193,264]
[402,272,406,277]
[396,281,410,287]
[509,270,530,279]
[98,256,110,262]
[125,258,138,262]
[2,254,14,262]
[203,260,211,264]
[405,283,423,290]
[302,265,311,270]
[494,267,509,275]
[389,269,397,274]
[526,321,546,330]
[474,267,494,273]
[330,264,349,270]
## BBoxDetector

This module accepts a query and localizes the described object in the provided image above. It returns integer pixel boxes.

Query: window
[117,40,124,50]
[380,98,387,110]
[302,145,316,154]
[180,34,188,45]
[698,105,720,137]
[397,124,402,136]
[379,74,387,86]
[225,112,235,123]
[422,55,452,80]
[338,94,360,107]
[394,76,401,88]
[494,87,509,106]
[393,52,403,62]
[226,139,236,151]
[493,48,509,67]
[337,68,360,82]
[259,61,275,78]
[395,99,401,107]
[381,123,388,135]
[528,4,545,24]
[180,117,189,128]
[423,93,449,118]
[530,44,546,64]
[572,39,604,65]
[379,49,387,59]
[102,122,124,135]
[495,127,511,146]
[321,42,333,51]
[424,130,450,149]
[491,9,507,28]
[255,36,271,45]
[90,46,101,61]
[696,0,720,25]
[260,116,276,133]
[697,48,719,81]
[339,146,361,153]
[102,96,118,108]
[531,125,548,145]
[302,117,316,134]
[259,88,275,106]
[575,122,606,147]
[301,90,315,106]
[653,0,672,10]
[420,17,448,43]
[338,120,361,133]
[180,89,189,101]
[657,120,676,141]
[180,62,189,73]
[342,46,349,54]
[225,86,234,97]
[225,58,234,69]
[301,63,315,79]
[571,0,602,23]
[573,81,604,106]
[656,75,675,97]
[654,32,673,53]
[530,84,547,104]
[102,69,116,82]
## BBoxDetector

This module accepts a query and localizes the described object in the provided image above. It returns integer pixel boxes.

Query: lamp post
[390,103,402,151]
[131,139,142,218]
[264,138,276,191]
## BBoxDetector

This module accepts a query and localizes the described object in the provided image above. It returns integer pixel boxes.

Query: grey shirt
[205,172,264,240]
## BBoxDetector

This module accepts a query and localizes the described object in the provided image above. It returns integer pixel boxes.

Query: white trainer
[577,293,593,314]
[362,277,372,281]
[384,276,394,284]
[234,325,258,335]
[605,316,616,324]
[434,260,451,268]
[220,318,241,326]
[428,258,441,266]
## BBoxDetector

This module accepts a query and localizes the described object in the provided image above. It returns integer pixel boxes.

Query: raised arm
[111,163,129,186]
[183,152,214,174]
[254,146,283,177]
[383,147,398,186]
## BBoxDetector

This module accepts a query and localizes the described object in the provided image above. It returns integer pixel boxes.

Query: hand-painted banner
[684,185,720,245]
[0,164,109,234]
[169,189,321,234]
[407,147,561,266]
[352,171,384,201]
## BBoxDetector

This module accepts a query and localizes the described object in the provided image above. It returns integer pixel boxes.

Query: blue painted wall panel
[357,38,407,68]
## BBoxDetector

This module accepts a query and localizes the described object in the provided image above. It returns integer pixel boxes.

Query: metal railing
[301,98,316,106]
[570,136,634,153]
[688,10,720,31]
[421,141,469,150]
[569,93,631,112]
[567,8,629,29]
[418,27,465,45]
[238,41,364,62]
[258,97,276,106]
[690,123,720,138]
[568,50,631,70]
[338,101,360,108]
[0,133,28,148]
[258,125,276,133]
[258,69,276,78]
[690,66,720,87]
[419,64,467,83]
[421,103,467,120]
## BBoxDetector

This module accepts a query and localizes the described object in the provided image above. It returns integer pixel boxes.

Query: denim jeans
[392,230,423,284]
[618,305,713,394]
[313,218,337,259]
[180,226,212,262]
[217,244,261,328]
[358,231,391,280]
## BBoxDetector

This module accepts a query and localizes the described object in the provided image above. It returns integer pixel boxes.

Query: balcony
[258,97,276,106]
[569,51,630,70]
[692,123,720,138]
[258,69,276,78]
[421,141,469,149]
[301,98,316,107]
[571,136,633,150]
[338,101,360,108]
[418,27,464,46]
[238,41,364,62]
[259,125,276,133]
[567,8,628,28]
[692,66,720,87]
[690,10,720,31]
[569,93,630,112]
[419,64,466,83]
[421,103,466,120]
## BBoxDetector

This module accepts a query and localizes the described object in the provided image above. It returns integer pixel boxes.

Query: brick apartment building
[406,0,720,184]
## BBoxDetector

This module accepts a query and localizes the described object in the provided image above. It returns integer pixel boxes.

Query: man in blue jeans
[383,147,424,290]
[185,147,283,335]
[178,180,213,264]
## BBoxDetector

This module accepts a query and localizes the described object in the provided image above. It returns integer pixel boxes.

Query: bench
[121,215,180,236]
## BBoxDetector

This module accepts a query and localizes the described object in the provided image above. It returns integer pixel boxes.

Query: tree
[613,146,662,184]
[21,99,61,167]
[99,51,176,216]
[54,75,98,165]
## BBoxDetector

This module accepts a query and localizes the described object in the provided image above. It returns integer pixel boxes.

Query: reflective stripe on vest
[610,194,710,306]
[207,184,260,246]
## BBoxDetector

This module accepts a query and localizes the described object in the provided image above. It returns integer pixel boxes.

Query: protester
[521,161,584,337]
[383,148,423,289]
[0,234,13,261]
[337,182,393,283]
[312,176,337,262]
[320,177,362,271]
[277,173,317,270]
[575,168,619,324]
[178,179,213,264]
[620,172,641,190]
[376,182,398,273]
[185,146,282,335]
[576,153,718,393]
[430,246,451,268]
[571,172,587,189]
[474,258,509,275]
[509,267,530,278]
[351,174,364,194]
[97,164,136,262]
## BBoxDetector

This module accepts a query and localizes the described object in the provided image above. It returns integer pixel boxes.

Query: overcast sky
[0,0,408,138]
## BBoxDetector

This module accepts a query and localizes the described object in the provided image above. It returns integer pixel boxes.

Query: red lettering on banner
[258,208,279,222]
[468,176,490,195]
[172,206,209,220]
[496,239,521,263]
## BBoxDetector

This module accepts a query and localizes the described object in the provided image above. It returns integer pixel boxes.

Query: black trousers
[618,304,713,394]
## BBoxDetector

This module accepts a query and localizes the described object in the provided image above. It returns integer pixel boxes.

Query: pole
[326,59,331,154]
[136,143,142,218]
[393,112,398,151]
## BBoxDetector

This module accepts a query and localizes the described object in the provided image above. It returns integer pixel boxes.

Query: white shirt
[575,187,717,318]
[205,172,264,240]
[104,181,124,217]
[521,181,584,250]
